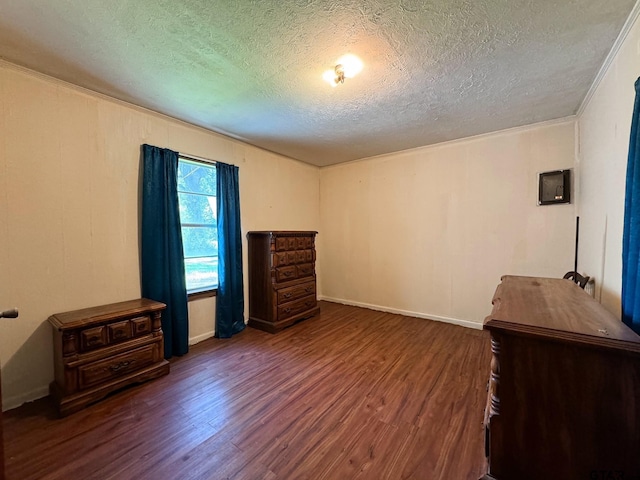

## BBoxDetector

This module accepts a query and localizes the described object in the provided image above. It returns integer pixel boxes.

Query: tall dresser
[482,276,640,480]
[247,231,319,333]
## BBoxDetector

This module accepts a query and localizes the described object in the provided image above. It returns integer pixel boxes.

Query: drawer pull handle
[283,293,292,299]
[114,330,125,338]
[137,324,146,331]
[109,360,133,372]
[283,271,293,277]
[87,336,100,345]
[284,308,292,314]
[305,286,313,292]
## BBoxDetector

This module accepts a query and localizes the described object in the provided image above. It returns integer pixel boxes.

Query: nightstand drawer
[78,344,156,390]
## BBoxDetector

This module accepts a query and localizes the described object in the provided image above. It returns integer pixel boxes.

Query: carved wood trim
[151,311,163,337]
[489,334,500,418]
[62,332,78,358]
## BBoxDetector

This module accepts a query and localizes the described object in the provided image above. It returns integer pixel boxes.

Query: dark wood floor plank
[4,301,491,480]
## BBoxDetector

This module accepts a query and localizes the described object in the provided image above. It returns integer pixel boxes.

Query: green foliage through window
[177,157,218,292]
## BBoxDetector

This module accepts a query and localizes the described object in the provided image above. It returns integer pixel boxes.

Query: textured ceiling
[0,1,636,166]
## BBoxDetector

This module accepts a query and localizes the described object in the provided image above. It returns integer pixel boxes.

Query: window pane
[181,226,218,258]
[178,192,215,225]
[178,157,217,293]
[178,159,216,196]
[185,257,218,291]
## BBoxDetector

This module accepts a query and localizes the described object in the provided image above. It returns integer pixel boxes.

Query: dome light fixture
[323,54,363,87]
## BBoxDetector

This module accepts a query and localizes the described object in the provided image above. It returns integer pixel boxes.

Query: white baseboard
[3,385,50,412]
[318,296,483,330]
[189,331,215,345]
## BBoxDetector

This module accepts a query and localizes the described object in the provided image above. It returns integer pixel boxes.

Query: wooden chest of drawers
[48,298,170,416]
[482,276,640,479]
[248,231,319,333]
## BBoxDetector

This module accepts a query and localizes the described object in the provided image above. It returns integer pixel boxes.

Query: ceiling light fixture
[323,54,363,87]
[335,64,345,84]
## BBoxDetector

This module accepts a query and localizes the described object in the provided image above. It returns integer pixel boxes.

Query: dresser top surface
[48,298,166,330]
[485,275,640,349]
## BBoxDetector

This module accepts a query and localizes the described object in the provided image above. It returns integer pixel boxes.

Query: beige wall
[319,121,577,327]
[0,63,320,410]
[577,11,640,316]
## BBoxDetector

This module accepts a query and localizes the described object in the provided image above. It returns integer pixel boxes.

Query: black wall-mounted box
[538,169,571,205]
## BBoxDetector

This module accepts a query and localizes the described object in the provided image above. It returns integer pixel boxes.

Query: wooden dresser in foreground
[48,298,170,416]
[482,276,640,480]
[247,231,319,333]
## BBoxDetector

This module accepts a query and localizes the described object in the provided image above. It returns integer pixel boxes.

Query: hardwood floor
[4,301,491,480]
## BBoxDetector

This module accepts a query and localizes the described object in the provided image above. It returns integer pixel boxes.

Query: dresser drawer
[272,252,286,267]
[295,250,314,264]
[131,315,151,336]
[297,263,314,278]
[78,344,156,390]
[108,320,131,343]
[277,281,316,304]
[275,236,298,251]
[80,326,107,351]
[273,251,301,266]
[275,237,288,251]
[275,265,297,282]
[278,295,317,321]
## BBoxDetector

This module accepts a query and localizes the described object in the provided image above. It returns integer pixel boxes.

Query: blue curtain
[215,162,245,338]
[622,77,640,334]
[141,144,189,357]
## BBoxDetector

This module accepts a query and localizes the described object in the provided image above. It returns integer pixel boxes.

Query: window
[177,157,217,293]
